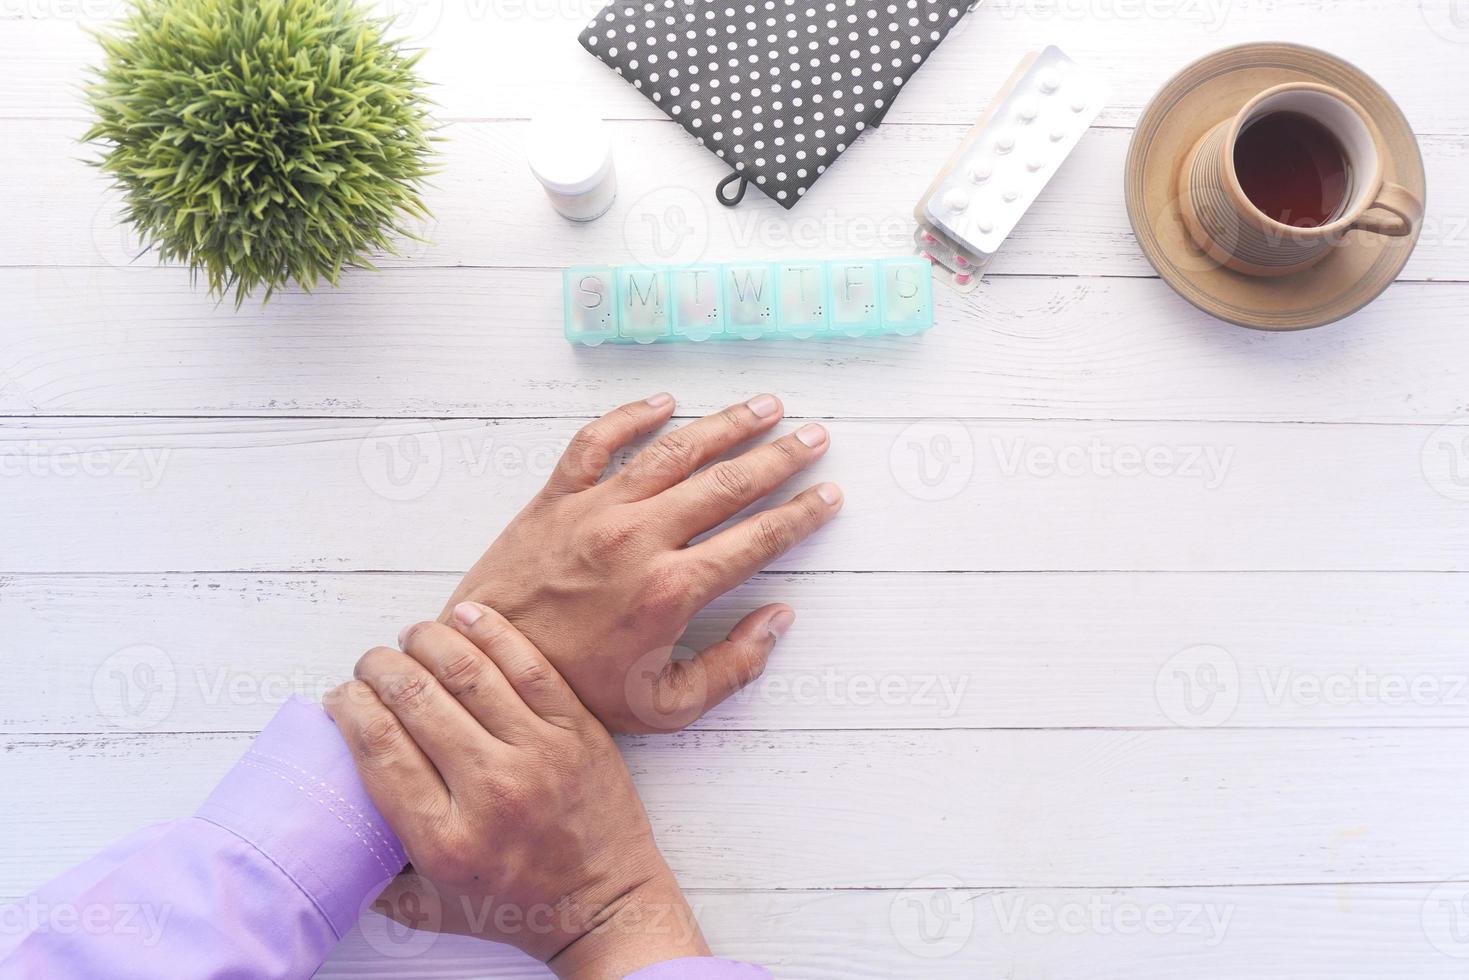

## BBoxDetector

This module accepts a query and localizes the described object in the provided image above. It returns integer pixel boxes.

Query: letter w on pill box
[563,258,934,346]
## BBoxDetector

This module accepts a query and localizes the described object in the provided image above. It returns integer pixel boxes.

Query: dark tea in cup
[1233,110,1351,228]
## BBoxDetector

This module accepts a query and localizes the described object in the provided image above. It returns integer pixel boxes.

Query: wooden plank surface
[9,120,1467,281]
[4,0,1468,975]
[4,416,1466,572]
[3,0,1468,135]
[7,269,1469,422]
[311,882,1469,979]
[6,571,1469,733]
[5,728,1469,894]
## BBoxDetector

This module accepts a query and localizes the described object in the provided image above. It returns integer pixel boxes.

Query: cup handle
[1351,182,1423,238]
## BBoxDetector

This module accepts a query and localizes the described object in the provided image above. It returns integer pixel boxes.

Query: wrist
[549,869,709,980]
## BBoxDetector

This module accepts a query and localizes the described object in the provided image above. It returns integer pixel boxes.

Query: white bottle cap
[527,112,614,196]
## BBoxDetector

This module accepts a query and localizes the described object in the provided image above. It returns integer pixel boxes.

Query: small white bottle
[527,112,617,222]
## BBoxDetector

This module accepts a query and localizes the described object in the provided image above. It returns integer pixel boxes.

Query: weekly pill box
[563,258,934,345]
[914,46,1108,287]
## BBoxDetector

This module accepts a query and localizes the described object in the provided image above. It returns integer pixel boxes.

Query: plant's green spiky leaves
[83,0,437,306]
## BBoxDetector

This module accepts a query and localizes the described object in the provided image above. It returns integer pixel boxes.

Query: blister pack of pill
[563,258,934,346]
[913,46,1108,291]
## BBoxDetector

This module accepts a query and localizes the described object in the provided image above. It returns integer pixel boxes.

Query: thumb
[642,604,793,732]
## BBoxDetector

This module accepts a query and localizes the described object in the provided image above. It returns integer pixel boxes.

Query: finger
[324,679,450,837]
[684,483,843,597]
[605,394,785,501]
[546,393,677,494]
[397,621,542,744]
[652,422,830,540]
[450,601,586,728]
[646,605,794,730]
[353,644,494,784]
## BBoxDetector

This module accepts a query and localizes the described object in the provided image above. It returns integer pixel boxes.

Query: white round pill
[1003,188,1020,203]
[969,159,993,183]
[1017,99,1038,123]
[1037,70,1060,94]
[944,189,969,213]
[1026,158,1045,173]
[974,216,994,234]
[1070,96,1088,113]
[995,132,1015,153]
[1049,127,1067,143]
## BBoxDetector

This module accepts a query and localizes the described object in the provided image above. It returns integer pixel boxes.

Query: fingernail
[453,602,484,627]
[795,422,827,448]
[397,625,410,648]
[746,393,781,418]
[815,482,843,506]
[646,392,673,408]
[768,608,796,639]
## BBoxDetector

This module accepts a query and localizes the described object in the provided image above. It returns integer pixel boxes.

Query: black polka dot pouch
[580,0,976,209]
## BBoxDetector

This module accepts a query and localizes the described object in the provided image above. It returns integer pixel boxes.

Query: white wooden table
[4,0,1469,976]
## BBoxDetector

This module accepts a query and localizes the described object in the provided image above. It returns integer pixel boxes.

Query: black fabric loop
[715,173,748,208]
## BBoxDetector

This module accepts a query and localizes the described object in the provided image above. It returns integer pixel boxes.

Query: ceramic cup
[1178,82,1424,277]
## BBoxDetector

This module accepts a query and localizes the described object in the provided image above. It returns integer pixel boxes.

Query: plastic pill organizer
[563,258,934,345]
[914,46,1108,292]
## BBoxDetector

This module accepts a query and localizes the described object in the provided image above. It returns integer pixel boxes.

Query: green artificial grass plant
[83,0,436,304]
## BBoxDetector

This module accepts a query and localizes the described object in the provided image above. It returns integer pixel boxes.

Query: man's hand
[326,603,708,980]
[439,392,842,733]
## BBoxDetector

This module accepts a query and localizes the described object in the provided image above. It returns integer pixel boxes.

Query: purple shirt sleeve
[0,697,769,980]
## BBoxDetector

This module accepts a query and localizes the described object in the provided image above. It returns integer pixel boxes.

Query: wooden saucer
[1125,43,1426,331]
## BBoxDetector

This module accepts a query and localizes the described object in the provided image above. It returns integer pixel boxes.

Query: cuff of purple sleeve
[195,696,407,939]
[624,957,773,979]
